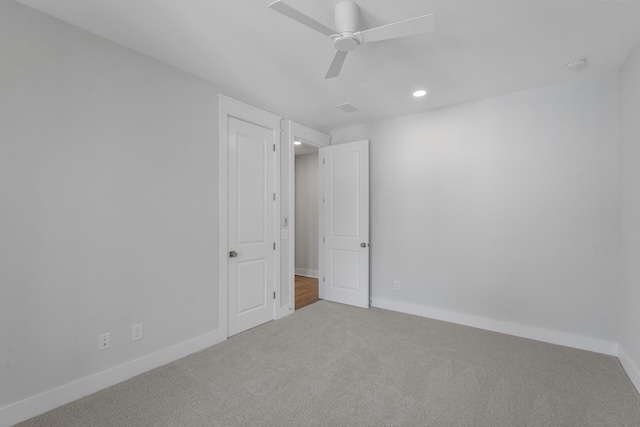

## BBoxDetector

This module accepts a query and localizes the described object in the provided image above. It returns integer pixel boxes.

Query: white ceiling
[16,0,640,133]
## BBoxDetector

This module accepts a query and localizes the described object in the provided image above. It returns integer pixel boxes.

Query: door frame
[286,121,330,315]
[219,95,282,337]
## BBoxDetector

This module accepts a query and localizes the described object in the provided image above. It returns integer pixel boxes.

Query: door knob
[229,251,238,258]
[360,243,368,248]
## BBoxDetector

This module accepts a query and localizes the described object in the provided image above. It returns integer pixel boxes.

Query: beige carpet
[17,301,640,426]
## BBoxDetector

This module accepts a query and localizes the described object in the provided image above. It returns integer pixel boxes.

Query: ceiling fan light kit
[269,0,435,79]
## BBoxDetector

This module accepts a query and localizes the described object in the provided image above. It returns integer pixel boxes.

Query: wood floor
[295,275,319,310]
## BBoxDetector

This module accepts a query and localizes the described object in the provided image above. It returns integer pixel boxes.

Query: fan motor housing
[334,1,361,52]
[334,33,361,51]
[335,1,359,33]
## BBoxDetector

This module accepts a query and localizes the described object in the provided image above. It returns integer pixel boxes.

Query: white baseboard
[0,328,226,427]
[371,298,618,356]
[618,346,640,394]
[295,268,318,278]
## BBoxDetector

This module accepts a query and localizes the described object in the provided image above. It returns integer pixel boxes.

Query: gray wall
[295,152,319,276]
[619,39,640,387]
[0,1,219,408]
[331,74,620,346]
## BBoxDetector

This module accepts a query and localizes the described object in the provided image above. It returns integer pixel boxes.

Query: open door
[320,140,369,308]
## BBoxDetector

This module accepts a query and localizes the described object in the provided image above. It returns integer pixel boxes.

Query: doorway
[294,141,320,309]
[284,121,330,316]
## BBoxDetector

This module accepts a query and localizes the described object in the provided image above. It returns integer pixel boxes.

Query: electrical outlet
[132,323,143,341]
[98,332,111,351]
[393,280,400,291]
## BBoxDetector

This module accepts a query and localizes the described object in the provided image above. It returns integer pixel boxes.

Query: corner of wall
[618,346,640,394]
[617,31,640,398]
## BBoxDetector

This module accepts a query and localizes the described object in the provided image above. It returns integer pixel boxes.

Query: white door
[320,140,369,308]
[228,117,275,336]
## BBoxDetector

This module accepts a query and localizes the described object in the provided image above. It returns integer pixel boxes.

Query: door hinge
[323,276,325,282]
[273,193,276,201]
[323,237,325,243]
[273,242,276,250]
[323,158,325,165]
[273,144,276,152]
[273,291,276,300]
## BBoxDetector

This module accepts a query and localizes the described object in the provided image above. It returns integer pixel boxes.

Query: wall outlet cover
[98,332,111,351]
[132,323,143,341]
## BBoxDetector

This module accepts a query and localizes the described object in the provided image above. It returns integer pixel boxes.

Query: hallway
[294,275,319,310]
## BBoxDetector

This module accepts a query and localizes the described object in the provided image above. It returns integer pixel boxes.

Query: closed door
[320,140,369,308]
[228,117,275,336]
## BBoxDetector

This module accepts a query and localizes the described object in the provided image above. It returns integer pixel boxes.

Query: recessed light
[294,141,302,145]
[413,90,427,97]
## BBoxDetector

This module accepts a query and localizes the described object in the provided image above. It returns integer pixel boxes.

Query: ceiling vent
[335,103,358,113]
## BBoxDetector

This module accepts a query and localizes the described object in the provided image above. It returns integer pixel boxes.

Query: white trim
[218,94,282,130]
[317,151,325,300]
[289,122,331,147]
[287,123,295,318]
[618,346,640,394]
[0,329,226,427]
[286,121,330,316]
[273,121,282,320]
[371,298,618,356]
[218,107,229,340]
[275,124,291,320]
[218,94,282,333]
[294,268,319,278]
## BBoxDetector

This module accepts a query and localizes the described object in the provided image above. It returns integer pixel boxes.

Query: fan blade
[357,13,435,44]
[325,51,348,79]
[269,1,336,37]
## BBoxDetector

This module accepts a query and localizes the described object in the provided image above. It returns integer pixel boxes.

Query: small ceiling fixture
[413,90,427,97]
[566,58,587,71]
[294,140,302,145]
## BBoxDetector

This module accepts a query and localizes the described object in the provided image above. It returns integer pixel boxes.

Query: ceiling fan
[268,0,435,79]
